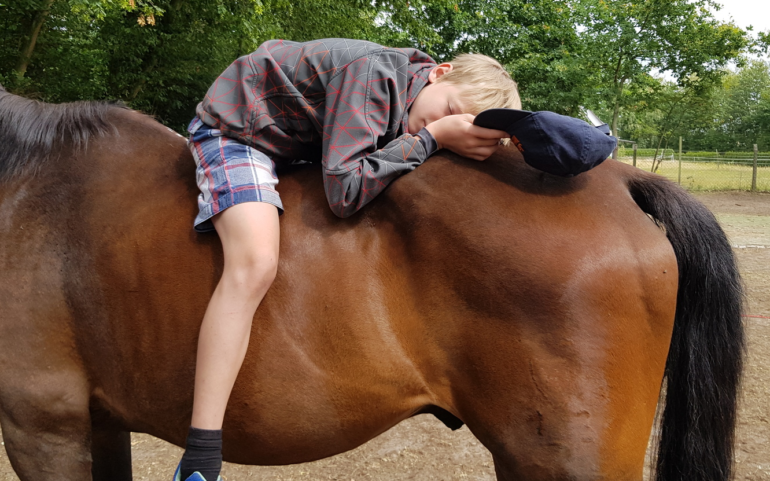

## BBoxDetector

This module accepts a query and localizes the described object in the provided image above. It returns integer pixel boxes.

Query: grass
[617,157,770,192]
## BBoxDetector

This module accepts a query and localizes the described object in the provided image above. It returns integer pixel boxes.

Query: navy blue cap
[474,109,617,177]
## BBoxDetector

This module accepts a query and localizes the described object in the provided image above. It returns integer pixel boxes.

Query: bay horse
[0,88,743,481]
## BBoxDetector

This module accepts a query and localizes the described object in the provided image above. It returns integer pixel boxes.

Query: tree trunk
[610,82,623,137]
[658,137,670,173]
[650,91,690,173]
[651,135,666,173]
[609,48,625,137]
[14,0,56,79]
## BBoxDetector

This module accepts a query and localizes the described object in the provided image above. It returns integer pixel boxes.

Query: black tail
[629,173,744,481]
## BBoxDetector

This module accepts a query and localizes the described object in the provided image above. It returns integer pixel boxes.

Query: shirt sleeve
[415,127,439,157]
[322,51,430,218]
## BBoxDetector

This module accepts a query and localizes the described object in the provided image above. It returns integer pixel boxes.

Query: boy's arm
[322,52,432,218]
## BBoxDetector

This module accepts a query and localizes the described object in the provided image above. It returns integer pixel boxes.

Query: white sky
[713,0,770,67]
[712,0,770,35]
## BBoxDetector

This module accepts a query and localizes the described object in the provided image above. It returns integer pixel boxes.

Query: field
[1,192,769,480]
[619,157,770,192]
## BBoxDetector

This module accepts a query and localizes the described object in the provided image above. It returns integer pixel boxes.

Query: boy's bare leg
[180,202,279,480]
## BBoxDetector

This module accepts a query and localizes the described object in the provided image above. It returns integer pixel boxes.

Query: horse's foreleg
[91,424,132,481]
[0,370,94,481]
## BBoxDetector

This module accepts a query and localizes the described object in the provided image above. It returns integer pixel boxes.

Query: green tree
[13,0,55,78]
[577,0,748,138]
[0,0,54,84]
[684,60,770,151]
[0,0,755,136]
[0,0,430,129]
[376,0,591,114]
[755,30,769,55]
[650,80,720,170]
[625,61,770,153]
[720,60,770,149]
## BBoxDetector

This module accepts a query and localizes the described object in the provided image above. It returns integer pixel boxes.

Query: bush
[617,147,675,158]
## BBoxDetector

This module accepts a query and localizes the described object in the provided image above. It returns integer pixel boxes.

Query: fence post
[678,136,682,185]
[752,144,758,193]
[632,143,637,167]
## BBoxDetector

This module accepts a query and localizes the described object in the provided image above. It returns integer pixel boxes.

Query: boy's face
[408,63,467,134]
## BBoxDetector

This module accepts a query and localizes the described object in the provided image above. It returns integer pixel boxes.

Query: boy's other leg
[180,202,280,481]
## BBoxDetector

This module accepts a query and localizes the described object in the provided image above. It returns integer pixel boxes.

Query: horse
[0,87,743,481]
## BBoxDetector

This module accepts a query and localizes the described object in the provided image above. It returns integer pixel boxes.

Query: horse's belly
[224,339,428,464]
[220,260,436,464]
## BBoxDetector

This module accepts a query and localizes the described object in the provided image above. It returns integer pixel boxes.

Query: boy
[177,38,520,481]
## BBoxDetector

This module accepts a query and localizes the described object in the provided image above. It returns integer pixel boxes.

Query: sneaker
[173,462,222,481]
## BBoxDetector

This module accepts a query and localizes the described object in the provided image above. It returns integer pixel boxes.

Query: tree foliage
[576,0,748,135]
[614,60,770,152]
[417,0,590,114]
[0,0,763,147]
[683,60,770,151]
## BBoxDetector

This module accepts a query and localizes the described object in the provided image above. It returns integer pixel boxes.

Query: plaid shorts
[188,117,283,232]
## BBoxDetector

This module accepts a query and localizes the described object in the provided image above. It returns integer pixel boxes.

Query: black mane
[0,86,127,180]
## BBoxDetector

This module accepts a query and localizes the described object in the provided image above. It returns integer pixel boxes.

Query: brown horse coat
[0,101,743,481]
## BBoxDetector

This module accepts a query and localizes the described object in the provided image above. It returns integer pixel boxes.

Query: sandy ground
[1,192,768,480]
[705,192,770,481]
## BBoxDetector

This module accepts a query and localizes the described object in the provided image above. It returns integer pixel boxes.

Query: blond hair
[436,53,522,114]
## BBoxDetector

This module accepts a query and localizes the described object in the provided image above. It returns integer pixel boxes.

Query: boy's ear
[428,63,454,83]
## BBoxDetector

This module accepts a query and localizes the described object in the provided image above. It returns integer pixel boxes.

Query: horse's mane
[0,85,128,181]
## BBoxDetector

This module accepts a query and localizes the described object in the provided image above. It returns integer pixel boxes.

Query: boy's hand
[424,114,510,161]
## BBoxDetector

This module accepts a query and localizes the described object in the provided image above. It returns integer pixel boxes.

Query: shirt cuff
[416,127,438,157]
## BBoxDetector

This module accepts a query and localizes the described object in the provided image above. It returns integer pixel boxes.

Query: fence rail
[617,154,769,193]
[679,156,770,162]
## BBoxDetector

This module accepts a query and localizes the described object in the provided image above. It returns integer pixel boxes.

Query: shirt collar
[402,63,434,134]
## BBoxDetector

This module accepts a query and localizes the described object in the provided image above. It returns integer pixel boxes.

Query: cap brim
[473,108,533,134]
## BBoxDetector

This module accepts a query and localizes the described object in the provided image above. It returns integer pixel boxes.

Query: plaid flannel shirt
[196,38,437,218]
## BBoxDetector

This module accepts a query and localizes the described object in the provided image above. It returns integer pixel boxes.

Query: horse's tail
[627,172,744,481]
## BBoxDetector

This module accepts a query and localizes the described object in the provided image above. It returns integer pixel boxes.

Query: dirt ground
[1,192,768,480]
[707,192,770,481]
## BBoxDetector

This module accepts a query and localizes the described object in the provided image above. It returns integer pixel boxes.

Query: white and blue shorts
[188,117,283,233]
